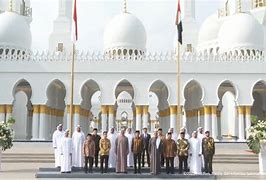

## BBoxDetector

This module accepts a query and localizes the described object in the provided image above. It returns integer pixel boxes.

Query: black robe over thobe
[148,137,163,175]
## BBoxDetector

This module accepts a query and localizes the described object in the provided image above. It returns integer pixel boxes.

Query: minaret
[252,0,266,8]
[237,0,242,13]
[183,0,195,19]
[180,0,198,53]
[220,0,251,15]
[123,0,127,13]
[49,0,73,53]
[8,0,13,12]
[0,0,32,23]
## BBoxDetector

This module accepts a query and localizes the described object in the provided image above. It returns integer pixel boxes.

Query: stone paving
[0,142,265,179]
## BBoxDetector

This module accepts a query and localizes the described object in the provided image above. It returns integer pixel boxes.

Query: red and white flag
[175,0,183,45]
[71,0,78,43]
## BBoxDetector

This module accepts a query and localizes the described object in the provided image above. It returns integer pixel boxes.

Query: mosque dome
[197,14,225,54]
[198,14,221,44]
[218,13,264,54]
[103,12,147,57]
[117,91,133,106]
[0,11,32,54]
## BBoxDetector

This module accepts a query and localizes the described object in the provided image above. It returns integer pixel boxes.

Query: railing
[0,46,265,63]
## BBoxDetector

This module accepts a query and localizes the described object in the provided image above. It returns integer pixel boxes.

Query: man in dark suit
[91,128,101,168]
[141,127,151,167]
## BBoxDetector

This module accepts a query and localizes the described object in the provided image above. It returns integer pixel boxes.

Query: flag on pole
[71,0,78,43]
[175,0,183,45]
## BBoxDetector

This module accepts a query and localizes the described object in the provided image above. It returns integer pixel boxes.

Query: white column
[170,106,177,133]
[31,105,40,140]
[204,106,212,132]
[199,107,204,128]
[39,105,50,140]
[217,110,222,140]
[66,106,71,130]
[78,108,89,134]
[245,106,251,139]
[182,108,187,128]
[259,141,266,175]
[73,113,80,128]
[238,106,245,141]
[211,106,218,140]
[108,106,115,129]
[101,105,108,132]
[50,108,58,135]
[0,105,5,122]
[142,106,149,129]
[5,105,12,123]
[66,105,77,131]
[136,106,142,131]
[73,106,81,128]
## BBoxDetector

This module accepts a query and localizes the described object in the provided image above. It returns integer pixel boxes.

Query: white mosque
[0,0,265,142]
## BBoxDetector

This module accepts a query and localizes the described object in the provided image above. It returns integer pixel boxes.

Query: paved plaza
[0,142,265,179]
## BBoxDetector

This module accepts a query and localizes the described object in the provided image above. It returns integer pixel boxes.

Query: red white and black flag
[175,0,183,45]
[71,0,78,43]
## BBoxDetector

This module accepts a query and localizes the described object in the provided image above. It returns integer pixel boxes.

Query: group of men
[52,124,215,175]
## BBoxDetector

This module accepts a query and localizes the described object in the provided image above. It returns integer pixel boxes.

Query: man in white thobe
[125,127,134,167]
[197,127,205,141]
[169,128,178,141]
[72,125,85,168]
[107,127,117,168]
[169,128,178,167]
[52,124,64,168]
[60,130,73,173]
[197,127,205,172]
[189,131,202,175]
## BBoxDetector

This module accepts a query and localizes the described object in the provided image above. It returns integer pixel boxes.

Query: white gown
[52,129,64,167]
[72,131,85,167]
[189,137,202,174]
[60,137,73,172]
[108,132,117,168]
[197,133,205,170]
[125,133,134,167]
[171,133,179,167]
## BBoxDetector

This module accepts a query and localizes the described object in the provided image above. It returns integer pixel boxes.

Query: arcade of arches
[0,79,266,142]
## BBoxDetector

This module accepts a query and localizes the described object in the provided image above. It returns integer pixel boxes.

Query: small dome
[197,14,225,53]
[218,13,264,53]
[103,13,147,56]
[198,14,222,44]
[0,11,32,50]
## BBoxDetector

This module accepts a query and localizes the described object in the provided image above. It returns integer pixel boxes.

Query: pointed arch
[46,79,66,109]
[114,79,135,99]
[80,79,101,110]
[251,80,266,120]
[217,80,238,100]
[12,78,32,99]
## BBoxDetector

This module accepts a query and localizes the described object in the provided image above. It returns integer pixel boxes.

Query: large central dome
[103,12,147,57]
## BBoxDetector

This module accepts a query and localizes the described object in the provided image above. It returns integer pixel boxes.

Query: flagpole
[69,43,75,136]
[176,42,181,133]
[175,0,182,133]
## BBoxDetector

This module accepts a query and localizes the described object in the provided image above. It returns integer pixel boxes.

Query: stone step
[35,171,216,179]
[2,153,257,158]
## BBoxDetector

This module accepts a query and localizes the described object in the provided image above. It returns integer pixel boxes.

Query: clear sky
[30,0,232,52]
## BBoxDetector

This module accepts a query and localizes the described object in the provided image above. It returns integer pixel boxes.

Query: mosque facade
[0,0,265,142]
